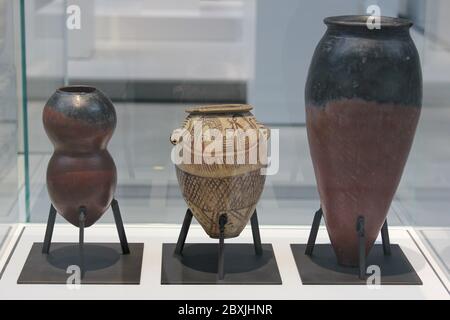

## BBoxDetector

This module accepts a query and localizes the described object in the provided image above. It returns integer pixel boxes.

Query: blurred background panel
[0,0,21,254]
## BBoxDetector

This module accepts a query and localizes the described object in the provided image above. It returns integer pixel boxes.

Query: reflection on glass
[0,0,19,252]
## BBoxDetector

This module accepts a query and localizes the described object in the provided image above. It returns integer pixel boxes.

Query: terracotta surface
[176,167,265,238]
[171,104,269,238]
[43,86,117,228]
[306,99,420,265]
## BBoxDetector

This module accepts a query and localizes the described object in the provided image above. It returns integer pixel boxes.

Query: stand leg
[42,204,57,254]
[357,216,366,280]
[250,210,263,256]
[79,206,86,280]
[381,219,391,256]
[174,209,193,255]
[305,208,323,256]
[111,199,130,255]
[218,214,227,280]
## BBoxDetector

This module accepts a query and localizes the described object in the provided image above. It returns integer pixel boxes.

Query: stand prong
[79,206,86,280]
[381,219,391,256]
[111,199,130,255]
[305,208,323,256]
[305,208,393,281]
[174,209,193,255]
[250,210,263,256]
[42,204,57,254]
[218,214,227,280]
[357,216,366,280]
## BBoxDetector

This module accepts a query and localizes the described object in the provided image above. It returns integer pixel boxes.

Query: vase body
[43,86,117,228]
[171,104,269,238]
[305,16,422,266]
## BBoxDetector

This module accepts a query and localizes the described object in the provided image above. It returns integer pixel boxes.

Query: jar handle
[170,128,184,145]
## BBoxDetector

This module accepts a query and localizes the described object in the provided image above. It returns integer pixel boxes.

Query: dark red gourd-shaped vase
[305,16,422,266]
[43,86,117,228]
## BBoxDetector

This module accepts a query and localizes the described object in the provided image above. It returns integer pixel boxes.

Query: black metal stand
[78,206,86,278]
[174,209,194,255]
[42,204,57,254]
[41,199,130,278]
[111,199,130,255]
[250,211,263,256]
[174,208,263,280]
[305,207,391,280]
[217,214,227,280]
[356,216,365,280]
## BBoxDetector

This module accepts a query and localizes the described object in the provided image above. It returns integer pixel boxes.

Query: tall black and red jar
[305,16,422,266]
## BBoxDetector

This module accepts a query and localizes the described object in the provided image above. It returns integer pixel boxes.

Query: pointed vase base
[291,244,422,285]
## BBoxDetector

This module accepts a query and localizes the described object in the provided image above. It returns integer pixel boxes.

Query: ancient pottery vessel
[43,86,117,227]
[305,16,422,266]
[171,104,269,238]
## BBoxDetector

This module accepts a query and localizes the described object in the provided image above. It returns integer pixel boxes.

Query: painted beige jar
[170,104,269,238]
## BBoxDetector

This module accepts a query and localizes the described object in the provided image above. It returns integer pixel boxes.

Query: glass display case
[0,0,449,300]
[0,0,21,266]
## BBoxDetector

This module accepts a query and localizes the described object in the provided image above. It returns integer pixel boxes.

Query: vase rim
[324,15,413,28]
[57,85,97,95]
[186,104,252,114]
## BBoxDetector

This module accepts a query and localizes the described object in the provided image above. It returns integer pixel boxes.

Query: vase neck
[324,15,412,38]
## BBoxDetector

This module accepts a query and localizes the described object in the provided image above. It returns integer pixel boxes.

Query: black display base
[18,242,144,284]
[291,243,422,285]
[161,243,282,285]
